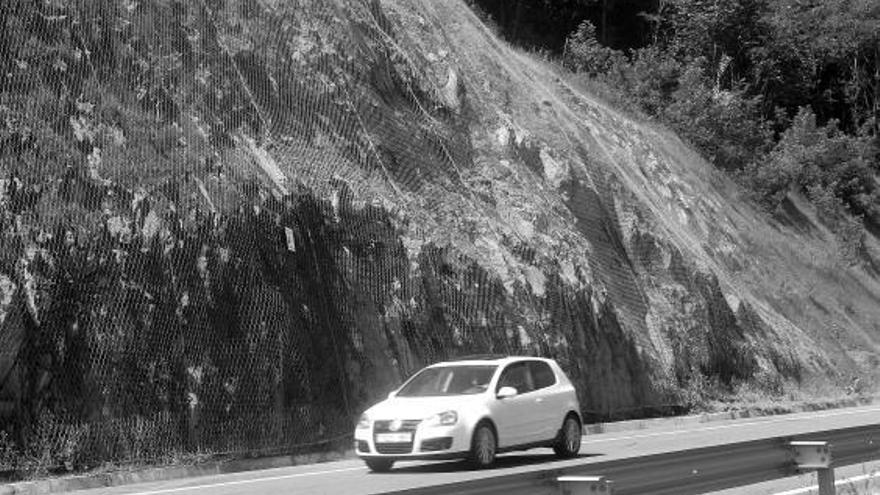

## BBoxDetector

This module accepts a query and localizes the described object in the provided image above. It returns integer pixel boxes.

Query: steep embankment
[352,0,880,397]
[0,0,878,472]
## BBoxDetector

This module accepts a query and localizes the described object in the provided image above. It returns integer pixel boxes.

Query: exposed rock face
[0,0,878,471]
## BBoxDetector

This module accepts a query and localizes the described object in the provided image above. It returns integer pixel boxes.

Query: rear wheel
[553,415,581,458]
[469,422,497,468]
[364,458,394,472]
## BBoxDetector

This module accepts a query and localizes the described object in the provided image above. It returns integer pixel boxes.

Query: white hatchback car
[354,355,582,471]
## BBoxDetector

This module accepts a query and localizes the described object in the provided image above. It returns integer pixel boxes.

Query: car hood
[366,395,483,420]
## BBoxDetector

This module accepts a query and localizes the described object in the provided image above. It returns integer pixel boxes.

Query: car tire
[364,458,394,472]
[553,414,581,458]
[469,422,497,469]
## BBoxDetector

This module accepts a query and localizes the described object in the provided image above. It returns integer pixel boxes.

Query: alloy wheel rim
[565,420,580,452]
[477,428,495,464]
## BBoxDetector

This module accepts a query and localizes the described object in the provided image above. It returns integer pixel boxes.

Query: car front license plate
[376,432,412,443]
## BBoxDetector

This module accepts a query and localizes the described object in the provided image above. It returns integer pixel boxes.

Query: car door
[491,361,536,447]
[528,360,562,441]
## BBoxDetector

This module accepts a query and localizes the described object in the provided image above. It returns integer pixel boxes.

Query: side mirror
[497,386,518,399]
[387,389,398,399]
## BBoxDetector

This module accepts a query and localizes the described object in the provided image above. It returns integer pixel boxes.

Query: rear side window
[496,362,534,394]
[529,361,556,390]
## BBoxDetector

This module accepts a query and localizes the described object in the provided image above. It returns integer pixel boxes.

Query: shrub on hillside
[744,107,878,261]
[563,21,623,76]
[581,48,772,172]
[746,108,878,215]
[662,61,772,171]
[805,184,866,263]
[603,46,682,117]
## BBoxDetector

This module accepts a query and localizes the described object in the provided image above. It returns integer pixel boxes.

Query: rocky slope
[0,0,878,471]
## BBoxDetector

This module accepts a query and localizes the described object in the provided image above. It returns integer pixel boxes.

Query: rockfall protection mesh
[0,0,778,478]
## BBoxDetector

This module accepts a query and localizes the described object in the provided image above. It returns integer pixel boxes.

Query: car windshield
[396,365,497,397]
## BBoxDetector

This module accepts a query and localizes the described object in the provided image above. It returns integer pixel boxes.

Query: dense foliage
[474,0,880,256]
[466,0,655,50]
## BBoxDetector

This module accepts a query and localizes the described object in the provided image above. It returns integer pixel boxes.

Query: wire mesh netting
[0,0,807,479]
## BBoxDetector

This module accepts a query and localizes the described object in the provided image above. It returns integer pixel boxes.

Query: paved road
[69,405,880,495]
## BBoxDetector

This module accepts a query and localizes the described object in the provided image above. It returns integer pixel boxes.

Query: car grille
[373,419,421,455]
[373,419,421,432]
[375,442,412,454]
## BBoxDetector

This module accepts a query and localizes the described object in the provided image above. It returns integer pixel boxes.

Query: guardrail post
[790,441,834,495]
[557,475,613,494]
[817,467,835,495]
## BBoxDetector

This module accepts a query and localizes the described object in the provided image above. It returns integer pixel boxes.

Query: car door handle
[535,398,544,403]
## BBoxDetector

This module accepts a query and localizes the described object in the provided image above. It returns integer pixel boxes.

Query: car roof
[431,355,553,367]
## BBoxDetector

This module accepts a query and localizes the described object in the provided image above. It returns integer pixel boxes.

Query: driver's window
[496,362,534,394]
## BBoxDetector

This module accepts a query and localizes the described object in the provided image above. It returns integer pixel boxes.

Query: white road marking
[586,406,880,443]
[125,466,364,495]
[772,473,876,495]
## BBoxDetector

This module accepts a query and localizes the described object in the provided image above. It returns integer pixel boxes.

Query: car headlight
[427,410,458,426]
[357,413,371,429]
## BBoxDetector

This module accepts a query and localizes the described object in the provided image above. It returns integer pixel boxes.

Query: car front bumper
[354,421,472,459]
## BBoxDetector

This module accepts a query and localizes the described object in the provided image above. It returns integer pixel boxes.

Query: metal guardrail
[790,441,833,495]
[388,424,879,495]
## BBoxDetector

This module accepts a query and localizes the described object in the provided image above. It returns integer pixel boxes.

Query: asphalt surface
[61,405,880,495]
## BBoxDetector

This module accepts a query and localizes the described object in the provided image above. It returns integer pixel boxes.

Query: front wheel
[364,458,394,472]
[553,415,581,458]
[469,423,497,468]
